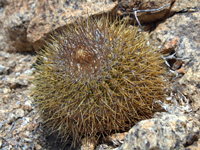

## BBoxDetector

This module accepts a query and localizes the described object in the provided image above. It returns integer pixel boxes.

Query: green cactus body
[32,16,167,148]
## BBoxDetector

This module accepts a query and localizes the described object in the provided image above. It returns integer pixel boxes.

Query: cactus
[32,16,167,148]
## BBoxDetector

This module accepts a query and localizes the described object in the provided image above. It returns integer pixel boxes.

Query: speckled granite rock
[0,0,36,52]
[117,0,199,29]
[152,11,200,57]
[151,9,200,116]
[169,0,199,15]
[115,112,200,150]
[3,12,34,52]
[0,50,39,150]
[0,64,9,75]
[178,59,200,113]
[0,0,118,52]
[1,0,199,53]
[27,0,118,51]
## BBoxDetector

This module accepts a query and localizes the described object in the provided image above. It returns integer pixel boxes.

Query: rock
[118,0,172,24]
[24,69,33,75]
[3,11,34,52]
[13,104,21,109]
[169,0,200,16]
[152,11,200,58]
[0,0,8,8]
[9,82,20,89]
[0,64,9,75]
[115,112,200,150]
[151,5,200,115]
[178,60,200,112]
[176,67,187,74]
[15,77,28,87]
[27,0,118,51]
[186,138,200,150]
[160,36,178,54]
[15,108,25,118]
[0,0,35,52]
[24,138,32,143]
[118,0,199,30]
[35,144,42,150]
[24,100,32,107]
[7,113,16,124]
[22,104,32,111]
[28,123,37,131]
[23,100,32,111]
[9,74,29,89]
[2,88,10,94]
[106,132,128,147]
[0,0,118,52]
[0,29,8,52]
[8,60,16,70]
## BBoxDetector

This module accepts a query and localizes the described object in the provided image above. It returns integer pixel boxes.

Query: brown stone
[118,0,172,24]
[35,144,42,150]
[160,36,178,54]
[177,67,187,74]
[28,123,38,131]
[22,104,32,111]
[171,60,184,71]
[13,104,21,109]
[107,132,128,146]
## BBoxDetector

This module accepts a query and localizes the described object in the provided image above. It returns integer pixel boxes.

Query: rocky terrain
[0,0,200,150]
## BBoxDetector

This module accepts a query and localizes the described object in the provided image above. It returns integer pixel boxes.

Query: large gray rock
[0,0,118,52]
[115,112,200,150]
[151,7,200,116]
[3,12,34,52]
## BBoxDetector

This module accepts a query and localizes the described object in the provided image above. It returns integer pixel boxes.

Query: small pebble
[13,104,21,109]
[3,88,11,94]
[24,117,30,123]
[0,64,9,75]
[15,109,25,118]
[35,144,42,150]
[25,100,32,107]
[23,105,32,111]
[24,138,32,143]
[24,69,33,75]
[188,8,196,12]
[0,138,2,148]
[15,72,20,76]
[7,113,16,124]
[22,125,27,131]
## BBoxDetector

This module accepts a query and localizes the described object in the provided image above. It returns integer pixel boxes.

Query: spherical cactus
[32,16,167,148]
